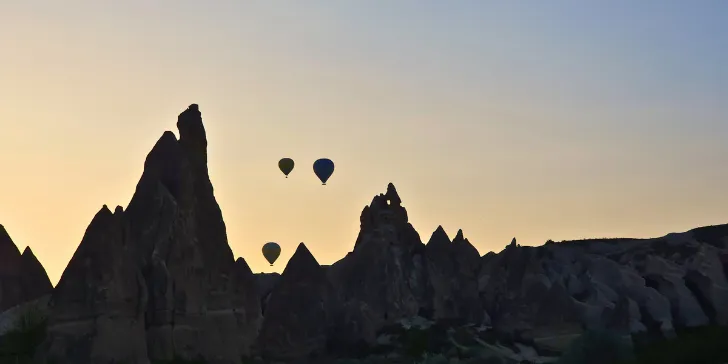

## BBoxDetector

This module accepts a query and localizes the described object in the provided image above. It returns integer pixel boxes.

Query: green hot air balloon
[262,242,281,266]
[278,158,295,178]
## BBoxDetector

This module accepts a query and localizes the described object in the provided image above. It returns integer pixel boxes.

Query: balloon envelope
[313,158,335,185]
[278,158,295,178]
[262,242,281,265]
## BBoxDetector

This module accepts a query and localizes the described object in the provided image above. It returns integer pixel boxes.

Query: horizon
[2,1,727,285]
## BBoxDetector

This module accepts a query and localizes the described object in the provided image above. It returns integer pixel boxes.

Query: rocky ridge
[0,104,727,364]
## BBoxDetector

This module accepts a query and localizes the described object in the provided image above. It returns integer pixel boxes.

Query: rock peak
[426,225,451,249]
[20,244,53,301]
[176,103,207,148]
[450,229,480,265]
[287,243,318,268]
[434,225,449,239]
[234,256,253,276]
[94,205,114,221]
[353,184,420,252]
[454,229,465,242]
[385,183,401,206]
[257,242,328,360]
[0,224,14,247]
[0,224,22,270]
[277,242,324,283]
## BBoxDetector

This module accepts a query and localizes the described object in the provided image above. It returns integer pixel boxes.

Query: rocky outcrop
[479,239,585,345]
[0,225,53,313]
[19,247,54,304]
[424,227,484,323]
[41,205,148,364]
[682,244,728,324]
[256,243,329,361]
[127,104,241,364]
[326,183,429,348]
[39,104,260,364]
[473,228,728,353]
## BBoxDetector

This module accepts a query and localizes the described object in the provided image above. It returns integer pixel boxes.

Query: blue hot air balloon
[313,158,335,185]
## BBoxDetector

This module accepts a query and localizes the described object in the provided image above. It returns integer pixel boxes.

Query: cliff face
[4,104,726,363]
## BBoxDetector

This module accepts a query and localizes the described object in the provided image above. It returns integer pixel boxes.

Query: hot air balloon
[278,158,295,178]
[262,242,281,266]
[313,158,335,185]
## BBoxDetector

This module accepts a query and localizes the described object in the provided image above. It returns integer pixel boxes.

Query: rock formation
[19,247,54,304]
[39,104,261,364]
[41,205,148,364]
[3,104,728,363]
[256,243,329,361]
[424,227,484,323]
[326,183,429,349]
[255,273,280,315]
[0,225,53,312]
[231,257,262,356]
[0,225,23,313]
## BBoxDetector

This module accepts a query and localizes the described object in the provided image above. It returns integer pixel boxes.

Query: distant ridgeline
[1,104,728,364]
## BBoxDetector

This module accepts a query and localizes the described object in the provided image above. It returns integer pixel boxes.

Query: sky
[1,1,727,285]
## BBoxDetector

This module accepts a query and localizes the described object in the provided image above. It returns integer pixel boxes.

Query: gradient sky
[1,1,727,285]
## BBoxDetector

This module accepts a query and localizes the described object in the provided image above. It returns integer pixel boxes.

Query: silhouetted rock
[255,272,280,315]
[425,227,484,323]
[19,247,53,304]
[327,183,429,347]
[232,257,262,356]
[0,225,53,312]
[41,205,149,364]
[257,243,329,361]
[41,104,251,364]
[0,225,25,312]
[20,104,728,362]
